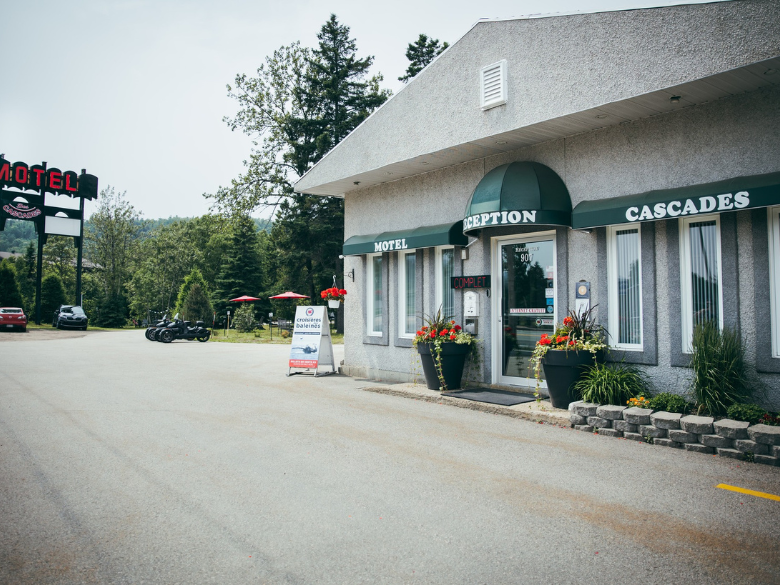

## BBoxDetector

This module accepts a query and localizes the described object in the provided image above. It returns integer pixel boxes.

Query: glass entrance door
[495,236,556,385]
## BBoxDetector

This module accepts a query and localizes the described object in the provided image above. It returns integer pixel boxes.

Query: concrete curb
[359,383,571,426]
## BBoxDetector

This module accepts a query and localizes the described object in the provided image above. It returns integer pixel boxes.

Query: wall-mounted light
[461,248,469,261]
[345,268,355,282]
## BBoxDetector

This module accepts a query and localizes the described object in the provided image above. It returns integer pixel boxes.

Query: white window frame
[768,206,780,357]
[679,214,723,353]
[367,253,383,336]
[398,250,416,338]
[607,225,643,351]
[435,246,454,319]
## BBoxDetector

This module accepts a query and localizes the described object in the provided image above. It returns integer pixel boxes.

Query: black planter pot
[541,349,604,409]
[417,342,471,391]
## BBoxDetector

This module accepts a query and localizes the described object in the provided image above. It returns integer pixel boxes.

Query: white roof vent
[480,60,507,110]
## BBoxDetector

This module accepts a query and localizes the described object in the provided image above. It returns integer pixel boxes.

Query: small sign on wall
[575,280,590,316]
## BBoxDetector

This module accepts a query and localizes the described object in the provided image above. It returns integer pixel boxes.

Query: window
[480,60,507,110]
[680,215,723,352]
[769,206,780,357]
[398,251,417,337]
[367,253,383,335]
[607,226,643,350]
[435,247,455,319]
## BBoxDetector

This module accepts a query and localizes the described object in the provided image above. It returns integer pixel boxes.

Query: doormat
[441,389,536,406]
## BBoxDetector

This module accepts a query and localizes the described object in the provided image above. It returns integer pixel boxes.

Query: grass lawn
[210,326,343,345]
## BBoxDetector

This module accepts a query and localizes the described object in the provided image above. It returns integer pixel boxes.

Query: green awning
[463,161,572,234]
[343,222,468,256]
[572,172,780,229]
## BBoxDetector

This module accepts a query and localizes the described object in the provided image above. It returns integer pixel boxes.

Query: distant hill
[0,215,273,252]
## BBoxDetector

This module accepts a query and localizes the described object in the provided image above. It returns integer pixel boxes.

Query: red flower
[454,325,462,331]
[449,334,456,340]
[416,330,422,336]
[320,291,327,299]
[563,316,574,327]
[556,335,568,344]
[450,320,455,325]
[538,337,551,346]
[440,330,448,337]
[338,289,347,296]
[421,326,428,331]
[569,339,576,346]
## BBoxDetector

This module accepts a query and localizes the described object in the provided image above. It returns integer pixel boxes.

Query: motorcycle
[145,315,170,341]
[158,314,210,343]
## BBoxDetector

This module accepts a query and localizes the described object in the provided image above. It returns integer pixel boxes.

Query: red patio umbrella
[268,291,310,299]
[229,295,262,302]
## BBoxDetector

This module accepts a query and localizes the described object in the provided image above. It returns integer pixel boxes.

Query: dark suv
[52,305,89,330]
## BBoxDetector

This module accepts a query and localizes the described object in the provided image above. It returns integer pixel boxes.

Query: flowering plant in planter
[412,308,477,391]
[529,306,607,401]
[320,287,347,302]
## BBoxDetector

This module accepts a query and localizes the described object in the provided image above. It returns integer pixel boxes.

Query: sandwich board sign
[287,306,336,377]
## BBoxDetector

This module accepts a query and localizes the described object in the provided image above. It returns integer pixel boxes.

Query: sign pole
[75,192,85,305]
[34,226,44,324]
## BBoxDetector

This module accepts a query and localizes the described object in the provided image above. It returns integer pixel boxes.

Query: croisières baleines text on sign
[0,156,98,200]
[625,192,749,222]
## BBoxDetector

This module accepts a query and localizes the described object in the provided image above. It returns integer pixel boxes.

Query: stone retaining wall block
[570,414,588,425]
[650,412,683,430]
[773,445,780,458]
[713,419,750,439]
[575,425,594,433]
[684,443,714,454]
[573,403,599,417]
[700,434,734,449]
[623,432,644,442]
[596,405,627,420]
[716,448,744,460]
[747,424,780,446]
[680,415,714,435]
[623,407,652,426]
[613,420,638,432]
[668,430,699,443]
[753,455,779,466]
[654,438,682,448]
[734,440,769,455]
[597,428,623,438]
[587,416,612,428]
[638,425,667,439]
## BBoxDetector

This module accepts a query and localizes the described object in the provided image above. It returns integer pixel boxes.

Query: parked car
[0,307,28,332]
[52,305,89,330]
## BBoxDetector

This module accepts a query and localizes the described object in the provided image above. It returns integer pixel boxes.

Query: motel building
[294,0,780,407]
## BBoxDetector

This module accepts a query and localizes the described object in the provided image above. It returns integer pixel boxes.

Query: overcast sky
[1,0,724,220]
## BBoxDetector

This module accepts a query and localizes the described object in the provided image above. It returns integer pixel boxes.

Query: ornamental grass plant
[690,321,753,416]
[572,361,650,405]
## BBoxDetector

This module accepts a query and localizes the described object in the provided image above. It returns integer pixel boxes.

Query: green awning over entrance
[571,172,780,229]
[342,222,468,256]
[462,161,572,234]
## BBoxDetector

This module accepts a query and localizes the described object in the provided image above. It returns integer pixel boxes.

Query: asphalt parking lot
[1,330,778,584]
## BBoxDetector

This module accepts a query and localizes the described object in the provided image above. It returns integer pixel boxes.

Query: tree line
[0,18,447,328]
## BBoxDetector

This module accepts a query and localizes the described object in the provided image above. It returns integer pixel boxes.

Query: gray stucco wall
[341,84,780,408]
[298,0,780,192]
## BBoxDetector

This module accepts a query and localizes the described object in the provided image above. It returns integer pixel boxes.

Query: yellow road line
[717,484,780,501]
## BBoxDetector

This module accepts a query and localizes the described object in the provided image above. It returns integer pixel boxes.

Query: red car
[0,307,28,332]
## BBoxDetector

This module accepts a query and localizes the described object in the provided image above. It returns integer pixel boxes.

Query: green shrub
[726,403,767,424]
[647,392,690,414]
[690,321,752,416]
[573,362,650,405]
[232,303,256,333]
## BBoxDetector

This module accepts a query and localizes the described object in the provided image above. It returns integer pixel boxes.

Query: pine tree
[213,215,263,315]
[182,283,214,323]
[174,268,209,316]
[41,274,67,320]
[0,263,24,307]
[303,14,391,160]
[399,34,449,83]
